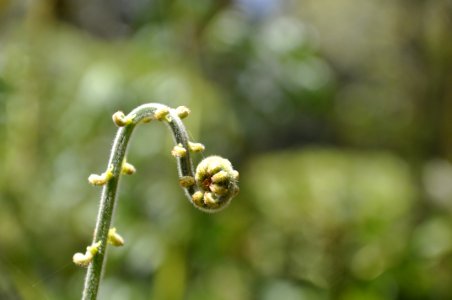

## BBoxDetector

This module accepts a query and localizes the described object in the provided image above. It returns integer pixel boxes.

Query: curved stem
[80,103,239,300]
[82,104,198,300]
[81,126,131,300]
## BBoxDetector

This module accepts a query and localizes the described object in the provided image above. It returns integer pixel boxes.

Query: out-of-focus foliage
[0,0,451,299]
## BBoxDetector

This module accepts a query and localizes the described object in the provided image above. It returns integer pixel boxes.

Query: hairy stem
[82,104,188,299]
[82,126,131,300]
[79,103,239,300]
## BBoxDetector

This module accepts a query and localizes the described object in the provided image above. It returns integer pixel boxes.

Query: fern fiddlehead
[73,103,239,300]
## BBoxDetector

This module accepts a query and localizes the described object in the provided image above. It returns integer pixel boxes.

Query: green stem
[81,126,131,300]
[80,103,239,300]
[82,104,196,300]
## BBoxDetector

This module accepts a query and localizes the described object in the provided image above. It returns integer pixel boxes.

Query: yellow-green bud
[192,156,239,212]
[88,166,114,186]
[154,107,170,121]
[171,144,187,158]
[179,176,195,187]
[175,106,190,119]
[108,228,125,247]
[188,142,205,153]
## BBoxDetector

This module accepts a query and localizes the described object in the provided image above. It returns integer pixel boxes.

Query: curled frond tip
[190,156,239,212]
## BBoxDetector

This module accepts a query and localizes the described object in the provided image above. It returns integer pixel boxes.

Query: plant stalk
[80,103,239,299]
[82,103,196,300]
[82,124,134,300]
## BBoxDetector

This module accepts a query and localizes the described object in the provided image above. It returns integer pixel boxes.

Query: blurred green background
[1,0,452,299]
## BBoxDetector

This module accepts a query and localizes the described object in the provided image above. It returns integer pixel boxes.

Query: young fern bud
[192,191,204,206]
[154,107,170,121]
[179,176,195,188]
[188,142,205,153]
[112,111,134,127]
[78,103,239,300]
[73,241,101,267]
[175,106,190,119]
[189,156,239,212]
[121,160,136,175]
[107,228,124,247]
[88,165,114,186]
[171,144,187,158]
